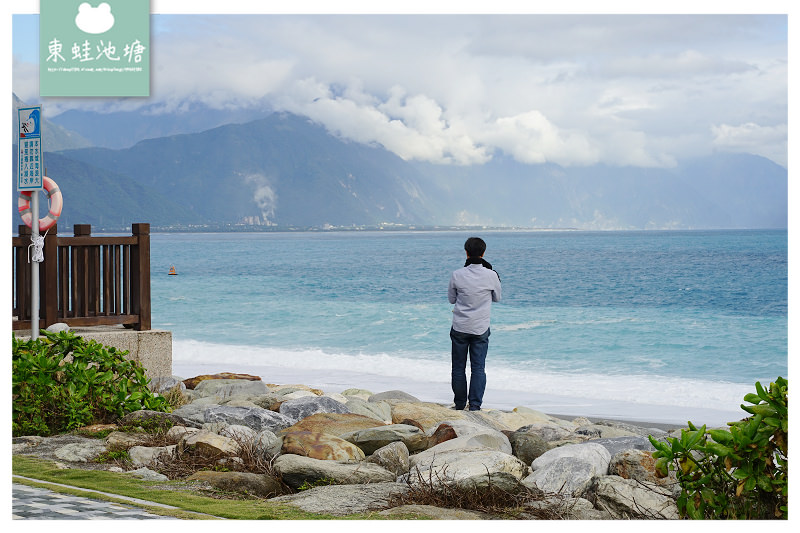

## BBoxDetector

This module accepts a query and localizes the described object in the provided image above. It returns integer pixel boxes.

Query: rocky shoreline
[12,373,688,520]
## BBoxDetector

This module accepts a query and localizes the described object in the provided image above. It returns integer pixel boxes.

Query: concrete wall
[19,325,173,381]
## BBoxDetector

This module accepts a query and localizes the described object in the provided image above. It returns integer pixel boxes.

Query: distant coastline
[31,223,788,235]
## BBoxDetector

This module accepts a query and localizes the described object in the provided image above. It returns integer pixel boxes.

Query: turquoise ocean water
[150,230,787,425]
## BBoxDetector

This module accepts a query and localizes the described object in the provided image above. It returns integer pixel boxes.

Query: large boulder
[190,378,269,398]
[279,396,350,422]
[379,505,488,520]
[282,430,366,461]
[522,457,597,497]
[270,482,408,516]
[54,441,107,462]
[609,449,680,498]
[273,454,396,489]
[404,449,527,492]
[591,475,679,519]
[341,388,373,401]
[117,409,198,430]
[429,419,511,453]
[508,431,549,465]
[339,424,428,455]
[369,390,420,403]
[182,373,263,390]
[515,422,574,443]
[344,398,392,423]
[410,433,511,468]
[178,429,239,456]
[254,429,283,458]
[469,408,578,433]
[532,442,612,476]
[105,431,151,450]
[390,402,469,432]
[281,412,385,437]
[590,436,656,457]
[204,405,294,432]
[188,471,283,498]
[128,445,175,467]
[367,441,410,476]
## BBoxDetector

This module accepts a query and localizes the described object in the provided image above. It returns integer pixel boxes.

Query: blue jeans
[450,327,490,410]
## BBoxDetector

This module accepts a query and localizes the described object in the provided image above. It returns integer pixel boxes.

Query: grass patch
[13,455,390,520]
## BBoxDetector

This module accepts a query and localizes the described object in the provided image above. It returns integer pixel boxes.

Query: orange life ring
[18,176,63,231]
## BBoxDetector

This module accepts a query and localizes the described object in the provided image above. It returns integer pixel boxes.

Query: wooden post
[42,224,58,328]
[131,223,151,331]
[15,225,31,322]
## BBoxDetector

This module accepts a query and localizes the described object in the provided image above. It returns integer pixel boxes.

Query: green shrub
[12,330,169,436]
[649,377,788,519]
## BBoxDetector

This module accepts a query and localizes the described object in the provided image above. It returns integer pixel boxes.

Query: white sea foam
[172,338,748,426]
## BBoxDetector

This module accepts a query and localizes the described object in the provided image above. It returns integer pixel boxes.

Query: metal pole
[31,191,39,340]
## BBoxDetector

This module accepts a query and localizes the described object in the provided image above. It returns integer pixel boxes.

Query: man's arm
[448,274,458,304]
[492,274,501,302]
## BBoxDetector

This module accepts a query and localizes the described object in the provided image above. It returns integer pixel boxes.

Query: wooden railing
[12,223,151,331]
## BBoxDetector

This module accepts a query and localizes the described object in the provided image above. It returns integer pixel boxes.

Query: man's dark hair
[464,237,487,258]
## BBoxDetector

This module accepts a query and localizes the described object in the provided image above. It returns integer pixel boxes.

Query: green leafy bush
[12,330,169,436]
[649,377,788,519]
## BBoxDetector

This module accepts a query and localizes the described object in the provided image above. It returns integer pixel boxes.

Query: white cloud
[12,13,788,168]
[712,122,787,167]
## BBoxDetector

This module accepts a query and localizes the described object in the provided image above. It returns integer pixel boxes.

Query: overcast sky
[11,9,789,168]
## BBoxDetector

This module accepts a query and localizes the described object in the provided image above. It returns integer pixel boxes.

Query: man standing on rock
[448,237,502,411]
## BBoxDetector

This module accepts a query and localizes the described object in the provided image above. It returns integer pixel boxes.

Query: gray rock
[405,449,527,492]
[575,424,639,439]
[610,449,681,499]
[532,442,612,476]
[410,433,512,468]
[278,395,350,422]
[341,388,373,401]
[45,322,69,333]
[128,445,175,467]
[149,376,185,394]
[171,402,216,424]
[166,426,200,442]
[178,429,240,456]
[105,431,152,450]
[366,441,410,476]
[271,482,408,516]
[118,409,197,430]
[187,470,283,498]
[340,424,428,455]
[368,390,420,403]
[273,454,396,489]
[523,496,614,520]
[204,405,294,432]
[192,378,269,400]
[591,435,656,457]
[591,475,679,519]
[516,422,573,442]
[254,429,283,458]
[379,504,488,520]
[220,424,258,442]
[508,431,549,465]
[522,457,597,497]
[593,419,669,438]
[53,441,107,462]
[344,397,392,423]
[124,467,169,481]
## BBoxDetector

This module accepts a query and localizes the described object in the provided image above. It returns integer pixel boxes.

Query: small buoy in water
[168,265,177,276]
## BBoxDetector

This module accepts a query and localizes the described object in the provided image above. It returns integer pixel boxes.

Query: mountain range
[10,94,787,233]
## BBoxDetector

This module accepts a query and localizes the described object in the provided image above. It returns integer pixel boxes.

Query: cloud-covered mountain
[12,111,786,232]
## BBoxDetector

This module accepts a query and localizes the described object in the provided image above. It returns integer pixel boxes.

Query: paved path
[12,476,225,520]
